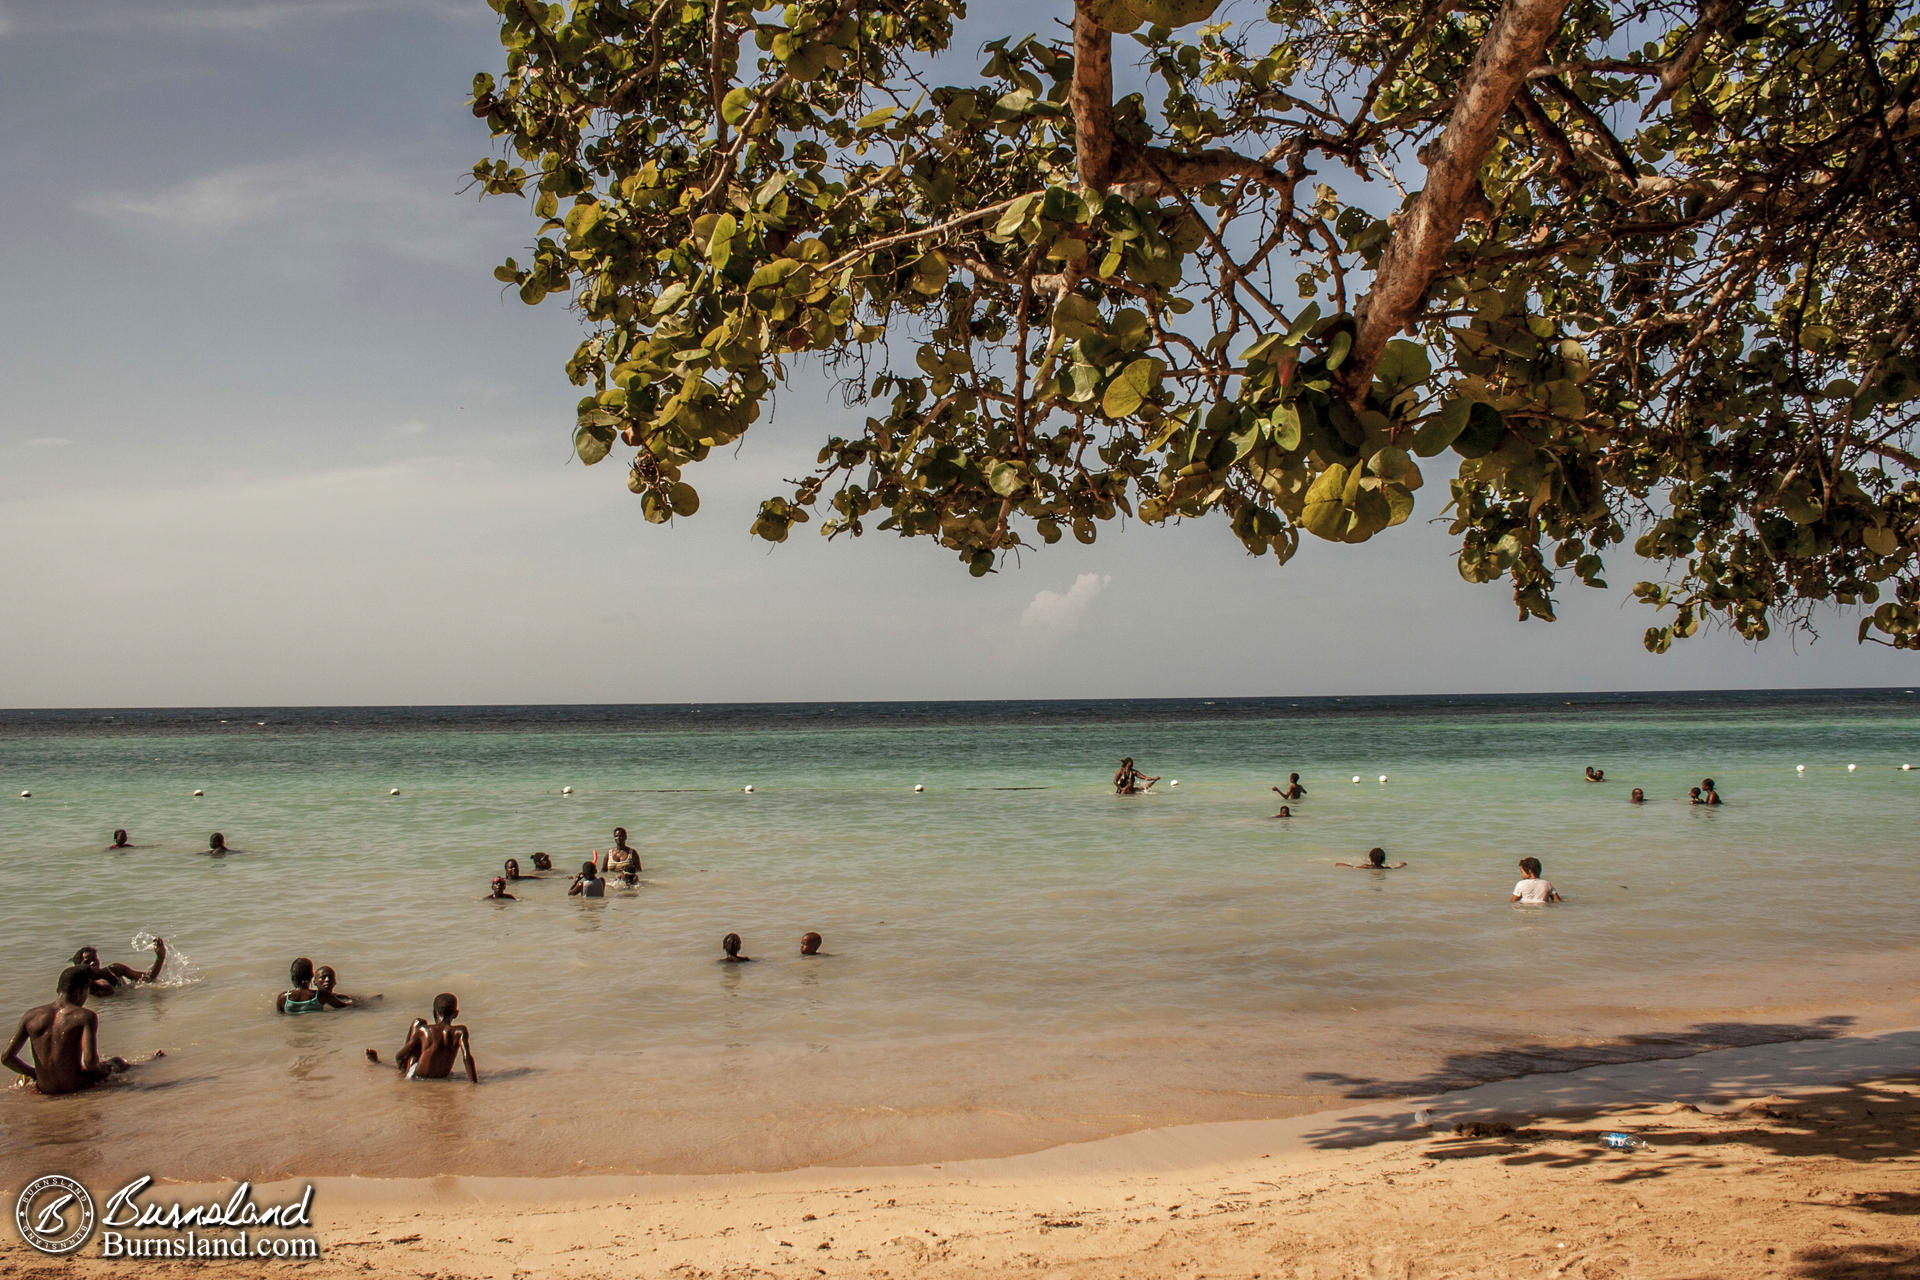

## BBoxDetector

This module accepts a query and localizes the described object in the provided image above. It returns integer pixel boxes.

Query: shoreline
[16,1023,1917,1277]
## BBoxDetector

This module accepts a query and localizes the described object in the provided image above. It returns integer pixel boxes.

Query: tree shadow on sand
[1789,1243,1920,1278]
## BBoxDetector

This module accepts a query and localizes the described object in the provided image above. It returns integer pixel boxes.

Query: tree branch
[1340,0,1569,405]
[1072,4,1115,191]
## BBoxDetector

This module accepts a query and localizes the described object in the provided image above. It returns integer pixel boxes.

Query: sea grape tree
[471,0,1920,649]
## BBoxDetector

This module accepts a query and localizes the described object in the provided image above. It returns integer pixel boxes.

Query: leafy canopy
[473,0,1920,650]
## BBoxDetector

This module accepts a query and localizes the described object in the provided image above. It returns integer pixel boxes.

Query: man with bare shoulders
[367,993,477,1082]
[3,966,153,1095]
[70,940,166,997]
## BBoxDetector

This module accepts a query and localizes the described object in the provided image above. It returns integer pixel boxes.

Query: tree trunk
[1072,4,1116,192]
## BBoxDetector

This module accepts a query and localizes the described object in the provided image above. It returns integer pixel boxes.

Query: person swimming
[277,958,324,1015]
[1512,856,1562,903]
[569,860,605,898]
[1585,766,1605,782]
[503,857,525,881]
[367,993,477,1082]
[721,933,752,963]
[315,965,377,1008]
[204,832,229,855]
[69,940,167,997]
[1689,786,1705,805]
[531,852,553,872]
[1630,787,1645,803]
[1113,757,1160,795]
[1272,773,1307,800]
[488,876,517,900]
[108,829,131,850]
[3,966,158,1095]
[1335,847,1406,869]
[800,932,823,956]
[1272,805,1292,818]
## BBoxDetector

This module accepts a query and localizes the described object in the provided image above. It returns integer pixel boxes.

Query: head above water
[57,965,92,1002]
[1518,856,1544,878]
[1690,786,1702,798]
[432,992,458,1021]
[1366,847,1388,867]
[70,946,99,969]
[722,933,743,957]
[532,852,552,871]
[613,827,628,843]
[1289,773,1300,783]
[504,858,521,879]
[290,957,314,987]
[1702,777,1716,790]
[1277,805,1291,817]
[1120,757,1133,767]
[209,832,226,851]
[491,876,508,894]
[112,829,128,846]
[581,860,598,878]
[1631,787,1645,802]
[315,966,337,991]
[801,932,822,955]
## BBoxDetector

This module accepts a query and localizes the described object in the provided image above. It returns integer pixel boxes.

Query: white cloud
[77,160,494,265]
[1020,572,1111,637]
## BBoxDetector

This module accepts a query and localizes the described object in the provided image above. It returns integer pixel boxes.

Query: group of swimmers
[106,830,232,854]
[1600,771,1725,806]
[3,939,171,1095]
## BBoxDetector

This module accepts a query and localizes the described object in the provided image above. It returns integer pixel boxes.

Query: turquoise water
[1,692,1916,1180]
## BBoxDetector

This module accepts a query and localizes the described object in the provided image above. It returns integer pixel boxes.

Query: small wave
[132,933,205,988]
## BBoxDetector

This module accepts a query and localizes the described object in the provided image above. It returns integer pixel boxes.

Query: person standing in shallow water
[1273,773,1307,800]
[1113,758,1159,795]
[605,828,641,877]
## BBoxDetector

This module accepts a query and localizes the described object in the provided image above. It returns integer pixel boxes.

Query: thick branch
[1072,5,1115,191]
[1112,145,1298,196]
[1340,0,1569,406]
[1642,0,1737,120]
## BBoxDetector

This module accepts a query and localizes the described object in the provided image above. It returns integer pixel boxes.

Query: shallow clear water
[1,691,1916,1181]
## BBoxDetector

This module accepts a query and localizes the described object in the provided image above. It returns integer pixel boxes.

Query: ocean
[1,690,1916,1181]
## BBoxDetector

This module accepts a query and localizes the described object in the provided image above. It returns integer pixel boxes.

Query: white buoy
[1352,775,1361,784]
[913,783,924,792]
[192,789,204,797]
[561,786,573,795]
[1848,763,1858,772]
[743,785,754,793]
[1796,764,1806,773]
[389,788,400,796]
[1378,775,1388,783]
[1904,764,1913,771]
[18,791,28,798]
[1169,779,1179,787]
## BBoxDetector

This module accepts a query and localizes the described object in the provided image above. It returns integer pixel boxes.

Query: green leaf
[574,421,617,466]
[988,460,1026,496]
[705,213,738,268]
[1324,330,1352,370]
[1102,357,1159,418]
[1300,463,1351,540]
[1268,402,1302,451]
[855,106,897,130]
[721,87,755,126]
[1052,294,1104,340]
[1452,401,1505,458]
[667,481,700,515]
[1374,339,1430,389]
[1413,398,1471,457]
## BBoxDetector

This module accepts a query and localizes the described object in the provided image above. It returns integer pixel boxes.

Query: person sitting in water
[1272,805,1292,819]
[531,852,553,872]
[1272,773,1307,800]
[1700,777,1722,805]
[720,933,752,963]
[800,932,823,956]
[1585,766,1605,782]
[1689,786,1705,805]
[204,832,229,855]
[1336,847,1407,870]
[1511,857,1562,903]
[605,828,641,877]
[3,966,158,1095]
[367,993,477,1082]
[315,965,378,1009]
[487,876,517,900]
[1630,787,1646,804]
[277,957,325,1015]
[69,940,167,997]
[1113,757,1160,795]
[568,859,605,898]
[108,829,131,850]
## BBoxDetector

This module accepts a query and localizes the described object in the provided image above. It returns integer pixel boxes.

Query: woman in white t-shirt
[1511,857,1562,903]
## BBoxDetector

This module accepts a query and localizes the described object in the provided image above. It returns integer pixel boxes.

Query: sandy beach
[11,1024,1916,1278]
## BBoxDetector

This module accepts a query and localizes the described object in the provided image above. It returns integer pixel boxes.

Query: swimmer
[367,993,476,1082]
[1511,856,1562,903]
[1630,787,1645,804]
[1272,805,1292,818]
[108,829,131,850]
[1272,773,1307,800]
[503,857,525,881]
[69,940,166,998]
[531,852,553,872]
[720,932,752,963]
[315,965,378,1009]
[3,966,157,1095]
[1700,778,1722,805]
[204,832,228,855]
[1585,766,1605,782]
[800,932,823,956]
[1113,757,1160,795]
[568,859,605,898]
[1335,847,1406,869]
[605,828,641,877]
[277,958,324,1015]
[1689,786,1704,805]
[487,876,517,900]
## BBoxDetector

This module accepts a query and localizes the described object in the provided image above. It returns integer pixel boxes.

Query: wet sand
[12,1024,1918,1278]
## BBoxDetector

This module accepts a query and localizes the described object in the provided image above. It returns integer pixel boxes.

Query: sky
[0,0,1912,707]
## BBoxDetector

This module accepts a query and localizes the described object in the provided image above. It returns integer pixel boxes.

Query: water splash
[132,932,203,988]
